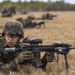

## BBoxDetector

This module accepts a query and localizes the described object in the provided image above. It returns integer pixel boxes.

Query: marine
[16,14,35,28]
[0,20,55,74]
[0,20,33,74]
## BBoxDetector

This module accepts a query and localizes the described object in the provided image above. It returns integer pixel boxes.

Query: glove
[45,52,55,62]
[42,52,55,62]
[15,51,34,64]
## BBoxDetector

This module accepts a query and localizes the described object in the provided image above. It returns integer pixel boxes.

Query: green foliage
[0,0,75,11]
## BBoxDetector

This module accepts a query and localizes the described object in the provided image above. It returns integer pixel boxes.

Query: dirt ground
[0,11,75,75]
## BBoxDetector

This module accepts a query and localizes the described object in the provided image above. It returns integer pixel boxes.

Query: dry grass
[0,11,75,75]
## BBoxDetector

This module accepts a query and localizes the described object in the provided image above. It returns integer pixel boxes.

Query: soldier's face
[29,18,33,21]
[4,34,20,47]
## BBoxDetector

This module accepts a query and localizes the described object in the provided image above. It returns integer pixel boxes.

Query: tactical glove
[45,52,55,62]
[15,51,34,63]
[42,52,55,62]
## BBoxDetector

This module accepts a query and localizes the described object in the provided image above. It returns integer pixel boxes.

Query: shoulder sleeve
[0,36,5,47]
[0,57,20,73]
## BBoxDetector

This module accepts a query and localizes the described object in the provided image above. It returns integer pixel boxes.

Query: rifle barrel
[70,47,75,49]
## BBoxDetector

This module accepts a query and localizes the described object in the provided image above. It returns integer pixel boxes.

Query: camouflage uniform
[46,13,50,19]
[16,14,35,28]
[1,7,12,17]
[1,7,8,17]
[0,20,55,74]
[8,5,16,15]
[0,20,33,74]
[22,18,32,28]
[41,13,53,20]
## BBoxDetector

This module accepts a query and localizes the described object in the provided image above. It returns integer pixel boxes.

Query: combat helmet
[27,14,35,19]
[2,20,24,38]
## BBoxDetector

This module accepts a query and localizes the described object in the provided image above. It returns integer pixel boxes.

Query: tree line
[0,0,75,12]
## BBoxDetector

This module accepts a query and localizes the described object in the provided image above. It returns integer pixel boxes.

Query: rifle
[0,37,75,75]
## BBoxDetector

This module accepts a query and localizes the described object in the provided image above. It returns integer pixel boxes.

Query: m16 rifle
[0,37,75,75]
